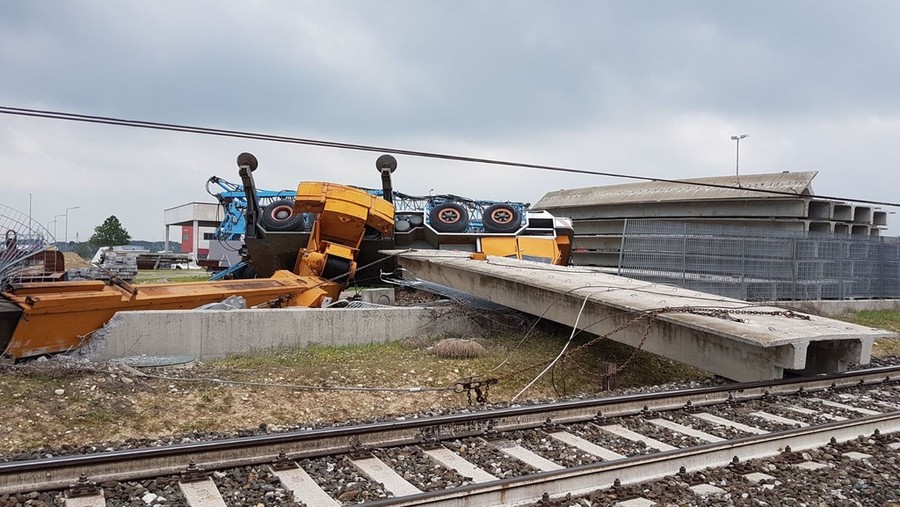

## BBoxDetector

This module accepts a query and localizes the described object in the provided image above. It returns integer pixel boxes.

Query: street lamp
[730,134,749,176]
[53,214,65,242]
[65,206,80,243]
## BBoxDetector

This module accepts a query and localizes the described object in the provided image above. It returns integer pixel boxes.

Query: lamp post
[730,134,749,176]
[53,214,65,242]
[65,206,80,243]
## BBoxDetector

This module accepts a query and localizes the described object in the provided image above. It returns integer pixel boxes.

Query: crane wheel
[260,199,306,231]
[429,202,470,233]
[482,204,522,233]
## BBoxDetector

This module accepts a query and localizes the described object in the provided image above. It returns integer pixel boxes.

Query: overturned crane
[0,153,573,360]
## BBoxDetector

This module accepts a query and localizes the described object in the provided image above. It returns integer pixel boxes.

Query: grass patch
[833,310,900,357]
[205,322,708,400]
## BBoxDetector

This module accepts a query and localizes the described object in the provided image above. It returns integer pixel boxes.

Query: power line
[1,105,898,208]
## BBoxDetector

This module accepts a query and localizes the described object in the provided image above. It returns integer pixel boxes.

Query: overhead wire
[2,105,898,208]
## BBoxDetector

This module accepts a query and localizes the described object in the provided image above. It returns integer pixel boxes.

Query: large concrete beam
[540,199,810,220]
[392,251,895,382]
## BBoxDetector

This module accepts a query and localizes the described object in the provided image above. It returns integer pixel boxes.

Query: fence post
[617,218,628,276]
[681,222,687,285]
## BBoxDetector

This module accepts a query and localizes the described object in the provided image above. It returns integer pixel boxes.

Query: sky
[2,1,900,242]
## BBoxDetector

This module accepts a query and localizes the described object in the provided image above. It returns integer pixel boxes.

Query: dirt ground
[0,321,709,454]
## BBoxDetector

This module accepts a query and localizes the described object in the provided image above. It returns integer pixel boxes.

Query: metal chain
[491,305,808,387]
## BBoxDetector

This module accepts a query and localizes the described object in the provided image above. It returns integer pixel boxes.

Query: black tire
[429,202,470,233]
[260,199,306,231]
[363,225,383,240]
[394,219,412,233]
[482,204,522,233]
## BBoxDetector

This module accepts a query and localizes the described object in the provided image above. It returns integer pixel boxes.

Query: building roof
[533,171,818,210]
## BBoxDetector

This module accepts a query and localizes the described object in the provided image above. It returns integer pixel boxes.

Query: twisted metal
[0,203,58,288]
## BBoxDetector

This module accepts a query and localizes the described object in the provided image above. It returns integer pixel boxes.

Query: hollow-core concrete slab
[391,250,895,381]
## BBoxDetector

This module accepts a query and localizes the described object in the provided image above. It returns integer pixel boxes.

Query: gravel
[443,437,540,478]
[298,456,388,502]
[548,434,900,506]
[509,429,601,468]
[567,422,657,457]
[373,446,471,491]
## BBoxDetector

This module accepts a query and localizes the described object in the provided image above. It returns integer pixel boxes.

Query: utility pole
[731,134,749,176]
[65,206,80,243]
[53,214,65,242]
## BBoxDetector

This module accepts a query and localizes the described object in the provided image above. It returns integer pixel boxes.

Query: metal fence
[618,220,900,301]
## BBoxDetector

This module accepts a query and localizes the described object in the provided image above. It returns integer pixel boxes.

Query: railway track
[3,366,900,506]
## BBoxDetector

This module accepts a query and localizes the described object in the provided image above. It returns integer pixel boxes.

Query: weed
[833,310,900,357]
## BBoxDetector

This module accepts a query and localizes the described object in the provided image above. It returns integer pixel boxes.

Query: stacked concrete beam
[68,250,138,281]
[533,171,889,269]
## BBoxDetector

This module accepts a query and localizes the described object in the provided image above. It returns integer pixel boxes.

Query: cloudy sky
[2,1,899,242]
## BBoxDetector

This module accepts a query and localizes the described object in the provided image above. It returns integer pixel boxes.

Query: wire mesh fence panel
[0,203,61,287]
[619,219,900,301]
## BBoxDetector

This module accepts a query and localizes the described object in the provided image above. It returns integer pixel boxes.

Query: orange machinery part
[1,180,395,361]
[1,272,341,360]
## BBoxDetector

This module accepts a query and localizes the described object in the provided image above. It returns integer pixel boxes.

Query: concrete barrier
[88,306,473,361]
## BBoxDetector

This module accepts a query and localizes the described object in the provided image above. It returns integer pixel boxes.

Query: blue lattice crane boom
[205,176,297,240]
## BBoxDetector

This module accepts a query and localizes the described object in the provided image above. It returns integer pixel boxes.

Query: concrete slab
[615,499,656,507]
[691,413,768,435]
[795,461,828,470]
[647,418,725,443]
[423,447,497,483]
[351,456,422,496]
[488,440,565,472]
[743,472,775,483]
[843,452,873,460]
[272,466,340,506]
[596,424,677,451]
[392,250,895,381]
[64,494,105,507]
[89,307,473,361]
[750,411,808,427]
[178,478,227,507]
[689,483,725,496]
[806,398,881,416]
[547,430,627,461]
[781,404,847,421]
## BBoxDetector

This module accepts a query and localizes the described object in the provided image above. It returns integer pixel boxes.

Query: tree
[89,216,131,247]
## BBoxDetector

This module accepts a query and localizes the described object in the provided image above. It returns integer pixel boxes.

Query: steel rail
[364,410,900,506]
[1,365,898,494]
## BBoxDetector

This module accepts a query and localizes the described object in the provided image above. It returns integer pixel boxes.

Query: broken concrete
[89,306,473,361]
[392,250,896,381]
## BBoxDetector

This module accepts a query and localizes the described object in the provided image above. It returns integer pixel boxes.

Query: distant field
[133,269,211,284]
[834,310,900,357]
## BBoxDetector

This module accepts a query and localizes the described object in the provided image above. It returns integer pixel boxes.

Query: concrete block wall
[89,306,475,361]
